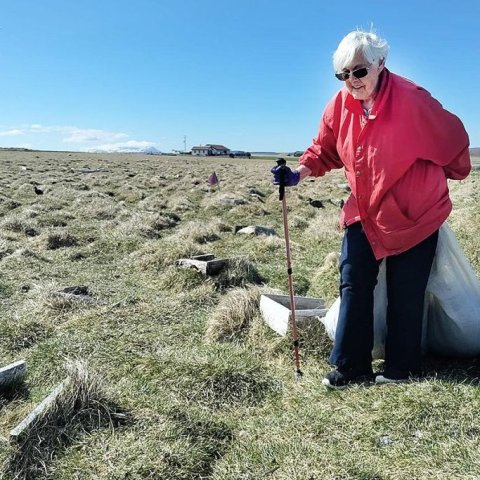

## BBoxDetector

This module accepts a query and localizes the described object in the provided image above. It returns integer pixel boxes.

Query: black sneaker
[322,368,374,390]
[322,370,351,389]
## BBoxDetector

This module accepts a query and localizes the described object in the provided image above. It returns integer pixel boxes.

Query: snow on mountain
[87,142,162,154]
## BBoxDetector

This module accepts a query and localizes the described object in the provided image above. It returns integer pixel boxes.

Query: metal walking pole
[276,158,303,379]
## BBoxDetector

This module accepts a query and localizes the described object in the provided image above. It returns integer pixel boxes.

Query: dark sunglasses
[335,66,370,81]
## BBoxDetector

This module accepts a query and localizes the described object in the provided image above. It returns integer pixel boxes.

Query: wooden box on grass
[260,294,327,336]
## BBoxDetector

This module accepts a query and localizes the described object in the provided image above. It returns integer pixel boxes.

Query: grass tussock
[0,320,53,352]
[153,345,280,409]
[134,238,205,270]
[190,366,278,409]
[214,256,264,289]
[45,232,79,250]
[304,210,343,241]
[36,213,73,228]
[158,265,208,293]
[20,282,102,320]
[205,286,263,342]
[117,212,178,238]
[0,239,15,259]
[1,216,39,237]
[162,410,233,478]
[175,220,222,244]
[3,359,128,480]
[308,257,341,305]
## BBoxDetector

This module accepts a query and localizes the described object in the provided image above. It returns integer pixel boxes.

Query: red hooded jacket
[299,69,471,259]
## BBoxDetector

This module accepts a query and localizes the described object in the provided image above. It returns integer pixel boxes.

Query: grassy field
[0,150,479,479]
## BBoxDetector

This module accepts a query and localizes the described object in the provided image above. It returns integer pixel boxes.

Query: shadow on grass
[164,409,234,479]
[423,354,480,385]
[0,382,30,412]
[190,368,280,409]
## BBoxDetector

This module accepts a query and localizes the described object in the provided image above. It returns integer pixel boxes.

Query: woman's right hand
[270,165,300,186]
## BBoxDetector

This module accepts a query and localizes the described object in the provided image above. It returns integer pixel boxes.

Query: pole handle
[276,157,286,201]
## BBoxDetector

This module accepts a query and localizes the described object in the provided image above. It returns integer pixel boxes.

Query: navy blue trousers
[329,222,438,378]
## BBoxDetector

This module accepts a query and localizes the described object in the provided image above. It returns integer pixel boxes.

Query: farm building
[191,144,230,156]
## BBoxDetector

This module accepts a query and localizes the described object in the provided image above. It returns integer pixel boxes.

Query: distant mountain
[89,146,162,154]
[470,147,480,156]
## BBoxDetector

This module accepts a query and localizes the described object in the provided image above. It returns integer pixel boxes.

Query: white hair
[333,30,389,72]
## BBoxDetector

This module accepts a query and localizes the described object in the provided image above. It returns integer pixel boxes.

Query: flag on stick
[208,171,219,187]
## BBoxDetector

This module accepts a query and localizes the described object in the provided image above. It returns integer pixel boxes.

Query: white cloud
[0,124,162,153]
[0,128,27,136]
[28,124,56,133]
[62,128,129,143]
[0,124,129,144]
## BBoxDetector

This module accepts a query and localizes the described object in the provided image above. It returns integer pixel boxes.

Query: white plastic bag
[321,223,480,358]
[425,224,480,356]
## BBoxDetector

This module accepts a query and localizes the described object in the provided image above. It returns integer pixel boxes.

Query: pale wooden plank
[0,360,27,388]
[10,381,67,442]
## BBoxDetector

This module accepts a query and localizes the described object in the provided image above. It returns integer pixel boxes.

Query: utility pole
[183,135,187,154]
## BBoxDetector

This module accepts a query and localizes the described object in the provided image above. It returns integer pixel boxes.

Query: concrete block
[260,294,327,336]
[176,254,227,275]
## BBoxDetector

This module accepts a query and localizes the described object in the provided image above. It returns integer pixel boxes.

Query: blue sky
[0,0,478,153]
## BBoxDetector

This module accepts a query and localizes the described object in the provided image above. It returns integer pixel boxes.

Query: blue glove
[271,165,300,186]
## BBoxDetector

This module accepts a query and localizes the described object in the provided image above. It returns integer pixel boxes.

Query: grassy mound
[3,360,128,479]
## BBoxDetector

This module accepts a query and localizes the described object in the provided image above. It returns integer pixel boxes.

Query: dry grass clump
[187,366,278,409]
[214,257,264,289]
[252,234,286,253]
[200,192,248,211]
[166,195,196,213]
[175,220,221,244]
[4,199,22,211]
[0,320,53,351]
[11,248,45,260]
[246,313,334,362]
[156,346,280,409]
[75,190,108,199]
[46,231,79,250]
[3,360,127,480]
[0,239,15,259]
[134,238,205,270]
[205,286,263,342]
[115,184,146,203]
[208,217,232,233]
[37,213,73,228]
[21,208,41,219]
[14,183,38,199]
[117,212,178,238]
[23,282,102,318]
[307,255,340,306]
[137,193,168,211]
[157,266,208,293]
[304,210,343,241]
[1,216,39,237]
[89,202,124,220]
[290,214,311,230]
[231,202,270,218]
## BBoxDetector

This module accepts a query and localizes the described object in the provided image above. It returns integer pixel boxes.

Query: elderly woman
[272,30,471,389]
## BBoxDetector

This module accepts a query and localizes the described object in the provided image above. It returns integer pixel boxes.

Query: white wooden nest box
[260,294,327,336]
